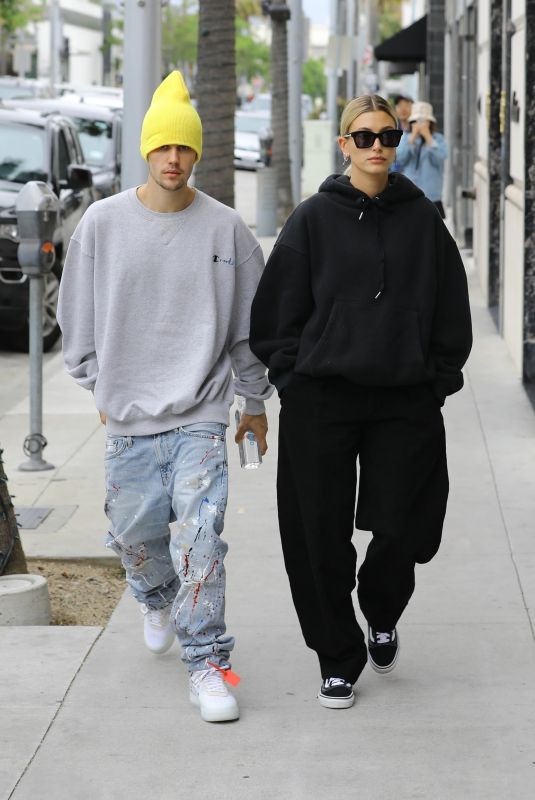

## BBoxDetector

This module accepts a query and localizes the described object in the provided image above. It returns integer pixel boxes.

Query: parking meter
[15,182,59,472]
[259,132,273,167]
[16,181,59,275]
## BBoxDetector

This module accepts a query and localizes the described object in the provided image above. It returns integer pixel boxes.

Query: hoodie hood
[318,172,424,300]
[318,172,424,207]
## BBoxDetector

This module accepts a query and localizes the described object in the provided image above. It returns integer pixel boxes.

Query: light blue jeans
[104,423,234,672]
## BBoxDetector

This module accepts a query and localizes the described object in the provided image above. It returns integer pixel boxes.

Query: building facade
[446,0,535,385]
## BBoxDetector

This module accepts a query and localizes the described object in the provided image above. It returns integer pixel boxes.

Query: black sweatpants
[277,375,449,685]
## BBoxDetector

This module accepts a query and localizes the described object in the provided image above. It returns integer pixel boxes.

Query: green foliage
[377,0,402,42]
[162,4,199,71]
[235,0,261,19]
[236,18,270,82]
[302,57,326,103]
[0,0,41,36]
[162,4,269,84]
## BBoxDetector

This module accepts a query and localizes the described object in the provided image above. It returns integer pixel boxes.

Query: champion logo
[213,254,235,266]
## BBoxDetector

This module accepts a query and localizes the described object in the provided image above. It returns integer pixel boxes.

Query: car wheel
[7,263,62,353]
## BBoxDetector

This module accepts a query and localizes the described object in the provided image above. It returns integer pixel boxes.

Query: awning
[374,15,427,63]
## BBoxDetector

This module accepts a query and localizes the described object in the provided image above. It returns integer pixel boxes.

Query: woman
[396,100,448,217]
[249,95,472,710]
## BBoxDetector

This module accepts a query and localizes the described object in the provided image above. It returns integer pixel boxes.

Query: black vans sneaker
[318,677,355,709]
[367,626,400,674]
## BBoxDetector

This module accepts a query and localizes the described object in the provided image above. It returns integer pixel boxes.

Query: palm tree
[0,448,27,575]
[266,3,293,224]
[195,0,236,207]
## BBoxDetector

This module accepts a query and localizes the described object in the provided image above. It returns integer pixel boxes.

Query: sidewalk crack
[7,627,104,799]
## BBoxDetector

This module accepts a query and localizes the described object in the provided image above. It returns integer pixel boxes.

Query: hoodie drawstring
[357,196,387,301]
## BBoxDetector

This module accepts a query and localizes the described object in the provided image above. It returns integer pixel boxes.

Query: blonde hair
[340,94,398,135]
[340,94,398,175]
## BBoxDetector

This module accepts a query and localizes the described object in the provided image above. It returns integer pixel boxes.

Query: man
[394,94,413,132]
[391,94,412,174]
[57,71,272,723]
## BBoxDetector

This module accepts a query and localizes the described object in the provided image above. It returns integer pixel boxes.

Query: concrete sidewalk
[1,251,535,799]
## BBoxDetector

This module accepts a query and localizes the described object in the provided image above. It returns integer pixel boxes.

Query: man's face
[395,99,412,123]
[147,144,197,193]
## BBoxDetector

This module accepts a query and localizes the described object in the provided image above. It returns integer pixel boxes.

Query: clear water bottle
[235,397,262,469]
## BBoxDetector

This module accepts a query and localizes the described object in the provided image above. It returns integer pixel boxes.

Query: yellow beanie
[140,71,202,162]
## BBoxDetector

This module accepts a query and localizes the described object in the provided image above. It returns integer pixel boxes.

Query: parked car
[0,77,51,102]
[234,110,272,170]
[4,98,122,199]
[242,92,314,121]
[0,107,94,351]
[56,84,123,112]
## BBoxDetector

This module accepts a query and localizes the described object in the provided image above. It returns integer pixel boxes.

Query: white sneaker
[189,668,240,722]
[140,604,175,654]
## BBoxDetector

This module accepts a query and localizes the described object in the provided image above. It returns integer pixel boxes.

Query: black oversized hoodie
[249,173,472,403]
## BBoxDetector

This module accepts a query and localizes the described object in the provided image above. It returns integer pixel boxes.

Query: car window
[243,96,271,113]
[62,124,81,164]
[0,123,47,183]
[71,117,114,167]
[69,124,85,164]
[235,115,271,135]
[57,130,70,180]
[0,85,37,100]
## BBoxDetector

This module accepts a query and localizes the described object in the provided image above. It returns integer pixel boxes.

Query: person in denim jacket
[396,101,448,217]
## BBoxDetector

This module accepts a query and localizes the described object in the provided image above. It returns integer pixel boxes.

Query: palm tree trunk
[195,0,236,208]
[270,16,293,224]
[0,449,27,575]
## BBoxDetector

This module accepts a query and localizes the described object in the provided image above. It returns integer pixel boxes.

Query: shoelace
[193,669,227,695]
[375,631,394,645]
[324,677,349,689]
[141,604,169,628]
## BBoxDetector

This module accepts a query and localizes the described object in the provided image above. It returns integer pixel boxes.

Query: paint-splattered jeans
[104,423,234,672]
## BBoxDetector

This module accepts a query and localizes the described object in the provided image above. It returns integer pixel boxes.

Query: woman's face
[339,110,398,180]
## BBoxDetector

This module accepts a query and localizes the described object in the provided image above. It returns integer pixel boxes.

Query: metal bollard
[256,167,277,237]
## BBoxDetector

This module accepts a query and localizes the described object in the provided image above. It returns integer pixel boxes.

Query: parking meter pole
[15,182,59,472]
[256,167,278,237]
[18,276,53,471]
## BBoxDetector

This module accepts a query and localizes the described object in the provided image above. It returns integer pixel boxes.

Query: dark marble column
[524,0,535,382]
[488,0,503,309]
[426,0,446,128]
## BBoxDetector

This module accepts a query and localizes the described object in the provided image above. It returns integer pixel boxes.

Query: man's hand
[235,412,268,456]
[99,411,107,425]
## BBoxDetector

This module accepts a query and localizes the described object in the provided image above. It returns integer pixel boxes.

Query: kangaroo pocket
[298,301,428,385]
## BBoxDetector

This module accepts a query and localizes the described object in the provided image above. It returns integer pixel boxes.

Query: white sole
[317,691,355,709]
[189,692,240,722]
[144,637,175,655]
[368,638,400,674]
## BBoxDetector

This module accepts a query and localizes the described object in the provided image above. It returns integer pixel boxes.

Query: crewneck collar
[127,186,200,220]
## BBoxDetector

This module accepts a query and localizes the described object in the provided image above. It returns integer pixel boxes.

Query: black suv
[0,107,94,351]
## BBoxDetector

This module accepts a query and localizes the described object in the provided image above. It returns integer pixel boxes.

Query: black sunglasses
[343,129,403,148]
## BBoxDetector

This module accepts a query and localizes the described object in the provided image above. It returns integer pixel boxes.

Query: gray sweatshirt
[57,187,273,435]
